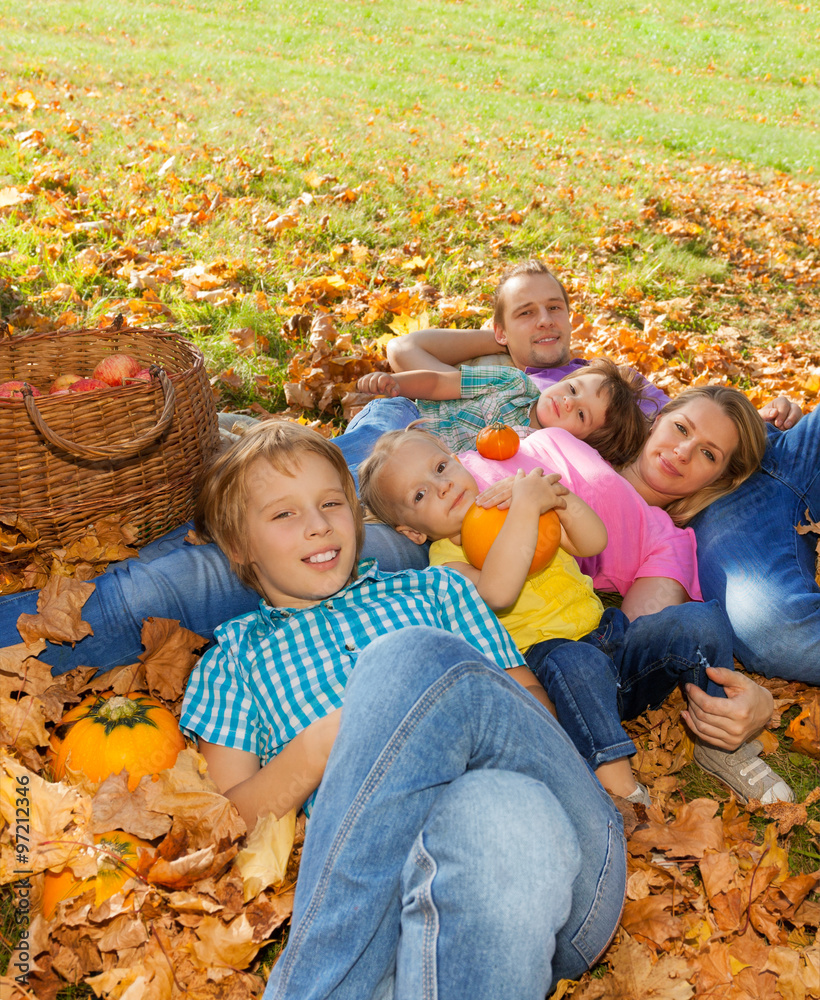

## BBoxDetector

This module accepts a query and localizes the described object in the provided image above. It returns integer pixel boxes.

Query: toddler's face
[243,453,358,608]
[533,373,608,439]
[382,437,479,544]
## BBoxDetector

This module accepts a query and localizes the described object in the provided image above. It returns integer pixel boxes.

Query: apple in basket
[68,378,111,393]
[0,380,42,399]
[92,353,142,386]
[49,373,83,394]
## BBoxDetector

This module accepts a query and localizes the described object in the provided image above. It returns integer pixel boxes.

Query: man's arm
[199,709,341,831]
[387,327,504,373]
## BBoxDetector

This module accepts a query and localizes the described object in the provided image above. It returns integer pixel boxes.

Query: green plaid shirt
[416,365,539,453]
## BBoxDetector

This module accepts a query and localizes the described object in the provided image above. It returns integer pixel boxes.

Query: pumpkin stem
[97,696,141,722]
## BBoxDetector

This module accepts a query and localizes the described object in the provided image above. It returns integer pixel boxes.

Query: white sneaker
[693,740,794,805]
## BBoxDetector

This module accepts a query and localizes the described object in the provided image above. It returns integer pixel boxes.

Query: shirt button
[345,642,355,651]
[325,601,334,610]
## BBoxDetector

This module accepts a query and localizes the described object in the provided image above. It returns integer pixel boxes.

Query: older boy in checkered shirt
[180,420,550,828]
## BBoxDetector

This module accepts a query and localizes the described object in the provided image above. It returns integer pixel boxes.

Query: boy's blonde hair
[194,420,364,596]
[562,359,650,466]
[358,424,446,530]
[658,386,766,526]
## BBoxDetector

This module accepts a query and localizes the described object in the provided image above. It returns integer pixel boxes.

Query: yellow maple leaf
[234,809,297,901]
[401,255,433,273]
[387,309,430,337]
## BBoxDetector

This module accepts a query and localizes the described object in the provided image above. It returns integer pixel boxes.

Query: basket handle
[22,366,176,460]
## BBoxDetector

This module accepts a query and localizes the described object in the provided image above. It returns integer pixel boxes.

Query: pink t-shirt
[459,428,702,600]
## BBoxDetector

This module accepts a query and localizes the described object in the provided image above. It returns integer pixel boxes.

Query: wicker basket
[0,326,220,553]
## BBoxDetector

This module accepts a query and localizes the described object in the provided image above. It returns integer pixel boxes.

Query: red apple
[127,368,153,383]
[92,353,141,386]
[0,380,42,399]
[50,373,83,394]
[68,378,110,393]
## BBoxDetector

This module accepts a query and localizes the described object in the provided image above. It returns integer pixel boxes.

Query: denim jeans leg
[526,603,735,768]
[263,626,625,1000]
[0,522,426,674]
[693,410,820,683]
[332,397,420,488]
[395,770,578,1000]
[525,638,637,768]
[596,602,735,717]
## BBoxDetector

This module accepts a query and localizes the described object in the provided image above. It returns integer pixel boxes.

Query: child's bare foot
[595,758,648,804]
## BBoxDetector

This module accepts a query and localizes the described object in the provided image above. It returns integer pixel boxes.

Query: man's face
[494,272,572,369]
[243,453,358,608]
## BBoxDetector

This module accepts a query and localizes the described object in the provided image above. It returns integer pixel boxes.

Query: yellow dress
[429,538,603,653]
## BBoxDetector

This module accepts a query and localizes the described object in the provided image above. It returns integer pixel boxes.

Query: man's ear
[395,524,429,546]
[493,322,508,347]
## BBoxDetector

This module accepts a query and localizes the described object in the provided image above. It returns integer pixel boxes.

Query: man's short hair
[493,260,570,327]
[194,420,364,596]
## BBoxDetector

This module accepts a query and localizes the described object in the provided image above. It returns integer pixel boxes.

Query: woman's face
[637,397,739,501]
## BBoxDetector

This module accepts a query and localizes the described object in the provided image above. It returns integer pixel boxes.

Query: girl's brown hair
[656,385,767,526]
[560,359,651,467]
[194,420,364,596]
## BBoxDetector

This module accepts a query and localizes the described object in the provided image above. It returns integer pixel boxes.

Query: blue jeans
[338,396,420,488]
[692,409,820,684]
[264,627,626,1000]
[0,398,423,674]
[524,603,733,768]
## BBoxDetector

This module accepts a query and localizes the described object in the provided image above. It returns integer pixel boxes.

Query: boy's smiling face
[243,453,358,608]
[383,436,479,545]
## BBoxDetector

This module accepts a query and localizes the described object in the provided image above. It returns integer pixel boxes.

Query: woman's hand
[759,396,802,429]
[357,372,400,396]
[682,666,774,749]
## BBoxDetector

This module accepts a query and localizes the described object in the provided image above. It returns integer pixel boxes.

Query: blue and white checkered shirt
[415,365,539,453]
[181,561,524,789]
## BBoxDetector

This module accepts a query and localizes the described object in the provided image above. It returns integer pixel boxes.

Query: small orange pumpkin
[41,830,154,919]
[461,503,561,575]
[49,691,185,791]
[476,423,520,461]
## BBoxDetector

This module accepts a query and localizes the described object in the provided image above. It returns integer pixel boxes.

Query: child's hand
[758,395,802,429]
[357,372,400,396]
[475,470,566,512]
[510,468,568,514]
[475,475,516,510]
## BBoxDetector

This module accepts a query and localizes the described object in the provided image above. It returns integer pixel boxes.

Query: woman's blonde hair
[358,424,447,529]
[194,420,364,596]
[658,385,767,526]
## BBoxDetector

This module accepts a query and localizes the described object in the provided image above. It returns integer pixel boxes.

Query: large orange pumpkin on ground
[461,503,561,575]
[49,691,185,791]
[41,830,154,919]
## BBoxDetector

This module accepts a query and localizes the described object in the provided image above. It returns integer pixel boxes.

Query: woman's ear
[395,524,428,546]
